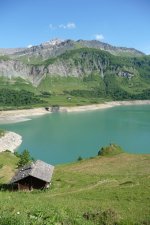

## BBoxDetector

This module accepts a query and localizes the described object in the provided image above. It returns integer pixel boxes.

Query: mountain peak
[0,38,145,59]
[41,38,63,47]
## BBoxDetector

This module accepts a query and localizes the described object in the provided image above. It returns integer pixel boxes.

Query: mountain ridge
[0,39,145,59]
[0,44,149,108]
[0,47,148,86]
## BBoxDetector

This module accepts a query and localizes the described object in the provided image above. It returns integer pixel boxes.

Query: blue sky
[0,0,150,54]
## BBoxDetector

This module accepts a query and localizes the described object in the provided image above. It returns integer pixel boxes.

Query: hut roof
[10,160,54,184]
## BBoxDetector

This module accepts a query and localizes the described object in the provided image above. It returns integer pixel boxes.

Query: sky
[0,0,150,54]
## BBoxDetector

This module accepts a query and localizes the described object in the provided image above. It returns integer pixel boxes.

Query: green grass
[0,55,10,61]
[0,70,149,110]
[40,95,107,106]
[0,151,18,183]
[0,75,109,109]
[0,148,150,224]
[38,76,87,94]
[0,48,150,110]
[98,144,124,156]
[0,129,5,137]
[38,75,108,106]
[115,75,150,94]
[14,55,44,65]
[0,77,37,93]
[38,75,106,94]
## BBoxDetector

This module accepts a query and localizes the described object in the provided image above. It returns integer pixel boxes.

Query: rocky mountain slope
[0,47,149,86]
[0,39,145,61]
[0,40,149,107]
[0,39,146,86]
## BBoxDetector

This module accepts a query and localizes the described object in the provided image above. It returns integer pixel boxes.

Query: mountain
[0,47,26,55]
[0,39,144,61]
[0,40,149,108]
[0,47,149,85]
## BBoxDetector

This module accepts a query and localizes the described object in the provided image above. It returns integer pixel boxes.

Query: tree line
[0,89,45,106]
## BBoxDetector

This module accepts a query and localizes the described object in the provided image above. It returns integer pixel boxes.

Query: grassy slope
[0,152,18,183]
[0,77,37,93]
[38,75,108,106]
[0,150,150,224]
[0,75,109,108]
[0,48,150,109]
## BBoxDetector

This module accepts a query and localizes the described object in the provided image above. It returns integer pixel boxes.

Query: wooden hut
[10,160,54,191]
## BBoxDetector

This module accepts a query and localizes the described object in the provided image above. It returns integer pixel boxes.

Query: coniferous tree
[17,149,32,168]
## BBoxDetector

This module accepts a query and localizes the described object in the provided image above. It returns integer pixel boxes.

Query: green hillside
[0,145,150,225]
[31,49,150,104]
[0,48,150,109]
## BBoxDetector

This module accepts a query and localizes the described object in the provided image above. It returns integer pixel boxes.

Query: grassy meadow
[0,145,150,225]
[0,75,110,110]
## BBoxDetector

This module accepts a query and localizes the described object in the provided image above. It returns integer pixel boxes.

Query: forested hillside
[0,47,150,108]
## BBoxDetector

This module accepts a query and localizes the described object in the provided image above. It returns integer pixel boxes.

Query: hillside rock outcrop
[0,39,145,60]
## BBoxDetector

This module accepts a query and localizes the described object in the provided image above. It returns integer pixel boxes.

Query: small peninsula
[0,131,22,153]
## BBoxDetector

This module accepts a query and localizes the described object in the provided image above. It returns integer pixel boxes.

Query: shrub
[5,150,12,153]
[0,164,3,169]
[98,144,124,156]
[0,129,5,137]
[77,156,83,161]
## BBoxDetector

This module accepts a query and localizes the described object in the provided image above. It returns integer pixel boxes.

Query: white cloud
[27,44,33,48]
[59,22,76,29]
[49,22,76,30]
[49,24,56,30]
[58,24,66,29]
[95,34,104,41]
[65,22,76,29]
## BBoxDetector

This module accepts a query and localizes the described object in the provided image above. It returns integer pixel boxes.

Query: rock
[0,131,22,153]
[0,39,145,86]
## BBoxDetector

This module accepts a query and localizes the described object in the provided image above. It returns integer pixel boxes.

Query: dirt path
[50,179,117,197]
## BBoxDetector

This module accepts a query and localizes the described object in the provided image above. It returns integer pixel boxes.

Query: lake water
[0,105,150,165]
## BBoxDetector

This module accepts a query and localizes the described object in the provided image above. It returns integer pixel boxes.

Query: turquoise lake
[0,105,150,165]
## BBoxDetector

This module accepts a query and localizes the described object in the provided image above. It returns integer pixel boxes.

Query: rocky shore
[0,131,22,153]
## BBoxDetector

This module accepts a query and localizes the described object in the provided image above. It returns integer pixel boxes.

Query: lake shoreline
[60,100,150,113]
[0,100,150,123]
[0,131,22,153]
[0,108,51,124]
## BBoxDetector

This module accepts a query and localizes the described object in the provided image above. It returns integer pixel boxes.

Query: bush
[98,144,124,156]
[4,150,12,153]
[0,129,5,137]
[14,152,21,158]
[77,156,83,161]
[0,164,3,169]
